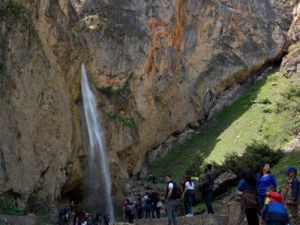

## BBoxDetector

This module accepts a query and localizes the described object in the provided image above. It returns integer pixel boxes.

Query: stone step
[0,214,37,225]
[116,214,229,225]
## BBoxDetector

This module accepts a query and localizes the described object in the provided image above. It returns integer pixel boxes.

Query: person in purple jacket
[256,163,277,211]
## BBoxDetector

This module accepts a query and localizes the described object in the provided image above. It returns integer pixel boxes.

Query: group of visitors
[165,163,300,225]
[123,190,162,223]
[238,163,299,225]
[56,202,110,225]
[165,164,215,225]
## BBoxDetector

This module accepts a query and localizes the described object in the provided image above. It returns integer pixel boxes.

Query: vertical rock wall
[0,0,296,208]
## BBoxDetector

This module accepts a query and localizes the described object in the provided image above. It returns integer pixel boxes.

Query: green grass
[151,72,299,179]
[36,213,51,225]
[0,196,27,216]
[272,148,300,189]
[192,202,207,214]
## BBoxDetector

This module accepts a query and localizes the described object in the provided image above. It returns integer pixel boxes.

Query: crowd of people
[238,163,299,225]
[122,164,215,224]
[56,202,110,225]
[142,163,299,225]
[123,190,162,223]
[57,163,299,225]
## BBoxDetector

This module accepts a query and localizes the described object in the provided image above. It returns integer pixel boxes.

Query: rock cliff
[0,0,296,209]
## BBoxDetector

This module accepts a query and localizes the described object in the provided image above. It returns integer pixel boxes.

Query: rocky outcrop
[0,0,84,207]
[281,1,300,77]
[213,170,238,194]
[0,0,294,210]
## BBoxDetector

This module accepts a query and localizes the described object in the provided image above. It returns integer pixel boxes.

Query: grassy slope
[151,72,297,179]
[272,148,300,189]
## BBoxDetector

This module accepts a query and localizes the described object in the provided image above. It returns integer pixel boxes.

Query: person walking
[256,163,277,211]
[165,175,179,225]
[203,164,215,214]
[283,166,300,225]
[237,168,260,225]
[183,176,195,217]
[261,186,289,225]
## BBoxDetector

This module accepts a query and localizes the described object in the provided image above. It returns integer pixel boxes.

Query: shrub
[0,195,26,216]
[258,98,272,105]
[107,111,136,128]
[262,107,272,114]
[282,85,300,100]
[209,141,283,178]
[185,152,205,177]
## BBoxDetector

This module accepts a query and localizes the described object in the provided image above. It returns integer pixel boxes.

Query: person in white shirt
[183,176,195,217]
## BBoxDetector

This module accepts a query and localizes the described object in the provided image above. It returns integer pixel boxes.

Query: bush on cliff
[210,141,283,178]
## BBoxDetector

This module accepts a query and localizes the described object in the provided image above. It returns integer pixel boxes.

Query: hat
[284,167,297,174]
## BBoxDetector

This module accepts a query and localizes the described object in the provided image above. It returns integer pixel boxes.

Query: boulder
[0,214,37,225]
[213,170,238,194]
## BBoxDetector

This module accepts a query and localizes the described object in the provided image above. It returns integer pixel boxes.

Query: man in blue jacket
[283,167,300,225]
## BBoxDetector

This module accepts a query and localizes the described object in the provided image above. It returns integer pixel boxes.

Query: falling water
[81,64,115,222]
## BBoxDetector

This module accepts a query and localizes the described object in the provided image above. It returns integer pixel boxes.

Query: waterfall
[81,64,115,222]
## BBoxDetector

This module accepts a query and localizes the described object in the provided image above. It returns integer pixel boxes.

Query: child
[261,186,289,225]
[283,167,300,225]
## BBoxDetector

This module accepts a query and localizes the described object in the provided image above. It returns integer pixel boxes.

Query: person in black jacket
[165,175,179,225]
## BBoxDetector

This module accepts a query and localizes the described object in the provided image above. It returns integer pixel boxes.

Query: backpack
[167,181,182,199]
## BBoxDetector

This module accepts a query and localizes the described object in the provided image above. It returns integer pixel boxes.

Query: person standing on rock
[283,166,300,225]
[165,175,179,225]
[237,168,260,225]
[256,163,277,211]
[203,164,215,214]
[183,176,195,217]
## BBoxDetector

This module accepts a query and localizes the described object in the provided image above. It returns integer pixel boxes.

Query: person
[93,214,102,225]
[150,190,161,219]
[149,190,156,219]
[123,199,132,222]
[155,192,162,219]
[148,174,153,186]
[135,195,143,219]
[256,163,277,211]
[179,178,187,214]
[103,214,110,225]
[153,175,157,184]
[143,192,152,218]
[165,175,179,225]
[261,186,289,225]
[237,168,260,225]
[283,166,299,225]
[203,164,215,214]
[183,176,195,217]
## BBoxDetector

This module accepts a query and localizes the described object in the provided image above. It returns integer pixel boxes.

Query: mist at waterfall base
[81,64,115,222]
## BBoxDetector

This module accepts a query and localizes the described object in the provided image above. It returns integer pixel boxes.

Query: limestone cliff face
[281,0,300,77]
[0,0,294,206]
